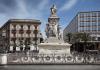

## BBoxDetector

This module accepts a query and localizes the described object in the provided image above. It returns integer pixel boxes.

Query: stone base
[38,42,71,55]
[1,54,7,64]
[45,37,64,43]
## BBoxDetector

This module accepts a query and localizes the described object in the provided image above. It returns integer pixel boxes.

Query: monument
[0,5,97,65]
[39,5,71,55]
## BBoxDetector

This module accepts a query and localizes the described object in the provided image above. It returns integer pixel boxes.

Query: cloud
[0,0,49,37]
[0,0,17,15]
[14,0,29,18]
[0,0,49,20]
[38,0,49,11]
[0,14,9,26]
[14,0,49,19]
[60,0,77,11]
[14,0,49,37]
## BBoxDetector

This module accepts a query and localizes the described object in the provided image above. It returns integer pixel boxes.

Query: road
[0,65,100,70]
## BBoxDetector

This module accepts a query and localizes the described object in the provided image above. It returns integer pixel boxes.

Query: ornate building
[0,19,41,52]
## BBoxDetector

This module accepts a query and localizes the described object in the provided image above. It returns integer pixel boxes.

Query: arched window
[16,24,21,30]
[23,25,28,30]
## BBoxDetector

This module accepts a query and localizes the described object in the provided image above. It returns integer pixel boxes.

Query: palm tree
[79,33,91,52]
[74,33,90,51]
[71,33,91,53]
[80,33,90,42]
[76,32,91,63]
[72,32,91,42]
[72,33,80,42]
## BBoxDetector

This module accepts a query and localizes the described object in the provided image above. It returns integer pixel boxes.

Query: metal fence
[5,52,100,64]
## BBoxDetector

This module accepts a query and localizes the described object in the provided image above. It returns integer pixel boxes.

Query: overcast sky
[0,0,100,37]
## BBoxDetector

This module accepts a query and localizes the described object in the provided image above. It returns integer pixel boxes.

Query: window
[92,22,97,26]
[80,27,84,31]
[98,22,100,26]
[98,27,100,31]
[92,17,97,22]
[86,13,90,17]
[98,17,100,21]
[80,13,84,16]
[98,12,100,17]
[92,27,97,31]
[86,22,91,26]
[30,25,35,30]
[92,12,97,17]
[23,25,28,30]
[16,24,21,30]
[80,17,84,21]
[80,22,84,26]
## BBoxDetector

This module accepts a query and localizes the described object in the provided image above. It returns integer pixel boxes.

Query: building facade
[63,11,100,42]
[0,19,41,52]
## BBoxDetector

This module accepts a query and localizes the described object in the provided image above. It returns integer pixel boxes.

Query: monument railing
[1,52,99,64]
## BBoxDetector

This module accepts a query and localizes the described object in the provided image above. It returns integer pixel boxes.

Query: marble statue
[51,5,57,15]
[39,4,71,56]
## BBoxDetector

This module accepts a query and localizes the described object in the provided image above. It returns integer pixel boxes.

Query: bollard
[1,54,7,65]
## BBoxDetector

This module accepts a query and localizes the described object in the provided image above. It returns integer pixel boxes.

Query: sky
[0,0,100,37]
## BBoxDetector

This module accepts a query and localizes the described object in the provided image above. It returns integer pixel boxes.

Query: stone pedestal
[45,37,64,43]
[1,54,7,65]
[39,37,71,55]
[39,43,71,55]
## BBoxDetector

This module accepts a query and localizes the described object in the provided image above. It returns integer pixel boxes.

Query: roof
[78,11,100,14]
[1,19,41,29]
[8,19,41,23]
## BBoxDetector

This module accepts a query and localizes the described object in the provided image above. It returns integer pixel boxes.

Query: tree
[72,32,90,42]
[66,32,92,50]
[80,33,90,42]
[78,33,91,53]
[66,33,72,43]
[69,32,92,53]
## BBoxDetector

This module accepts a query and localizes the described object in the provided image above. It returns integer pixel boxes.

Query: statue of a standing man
[51,4,57,15]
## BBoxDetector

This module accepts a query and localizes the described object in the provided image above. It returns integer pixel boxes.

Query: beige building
[0,19,41,52]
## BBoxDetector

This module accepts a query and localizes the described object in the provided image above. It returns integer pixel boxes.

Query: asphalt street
[0,65,100,70]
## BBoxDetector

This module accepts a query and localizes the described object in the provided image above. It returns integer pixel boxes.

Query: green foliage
[66,33,72,43]
[66,32,91,43]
